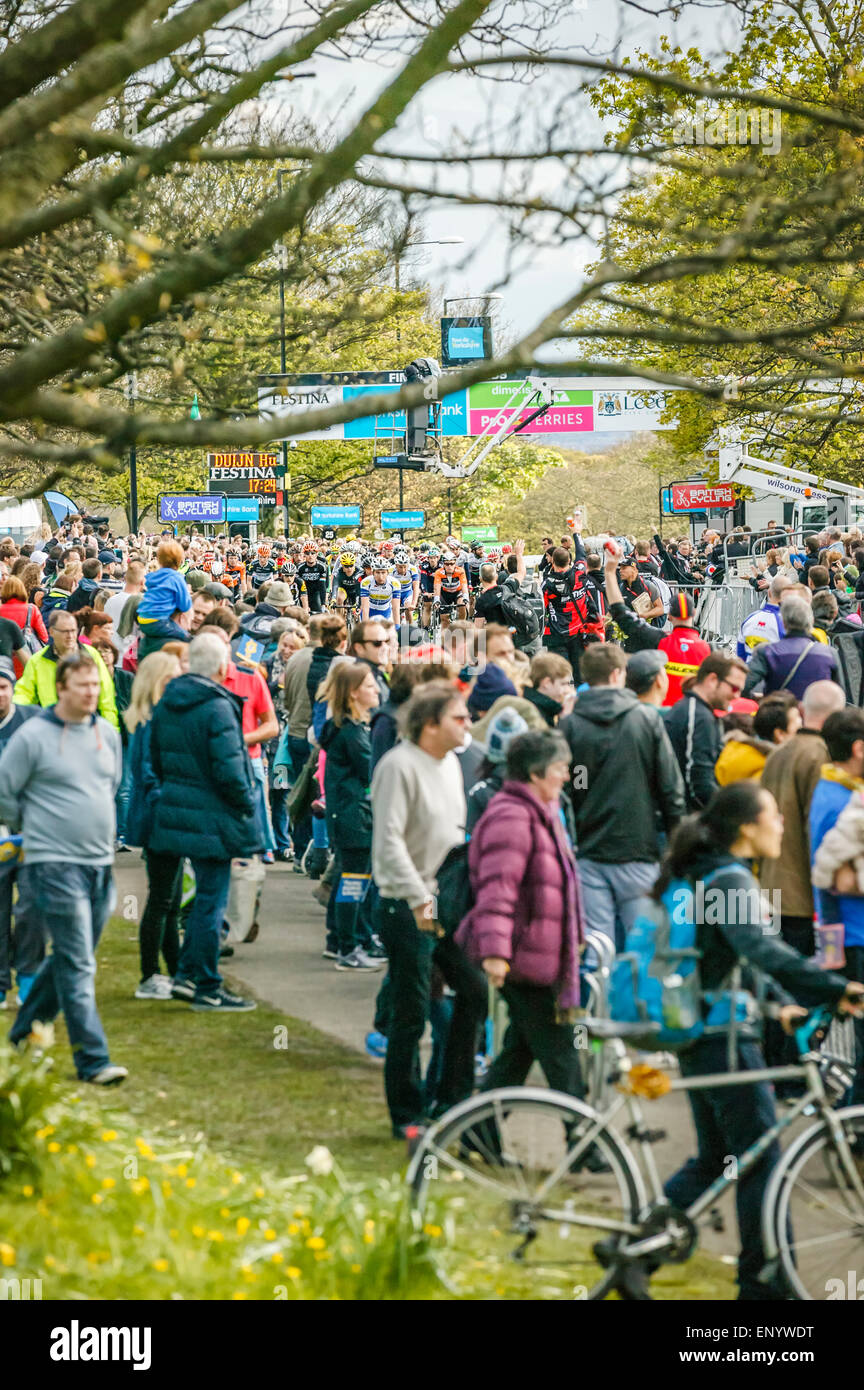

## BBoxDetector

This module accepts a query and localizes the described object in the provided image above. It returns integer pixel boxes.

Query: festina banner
[257,373,676,442]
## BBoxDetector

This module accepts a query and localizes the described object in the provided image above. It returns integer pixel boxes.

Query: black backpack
[435,841,474,936]
[499,587,541,644]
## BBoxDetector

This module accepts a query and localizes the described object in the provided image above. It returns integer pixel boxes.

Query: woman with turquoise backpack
[655,781,864,1300]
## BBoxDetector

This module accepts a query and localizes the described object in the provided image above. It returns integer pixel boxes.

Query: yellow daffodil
[236,1217,250,1236]
[91,1193,103,1205]
[152,1259,169,1272]
[286,1266,301,1279]
[101,1130,117,1142]
[0,1244,15,1267]
[305,1236,325,1251]
[21,1185,34,1198]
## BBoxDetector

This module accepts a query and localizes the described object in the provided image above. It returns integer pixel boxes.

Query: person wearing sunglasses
[371,681,486,1140]
[665,650,750,812]
[348,620,391,703]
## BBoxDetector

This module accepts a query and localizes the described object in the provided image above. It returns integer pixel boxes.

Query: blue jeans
[577,858,659,953]
[251,758,275,853]
[177,858,232,995]
[115,750,133,842]
[10,862,115,1080]
[0,856,44,993]
[269,787,292,854]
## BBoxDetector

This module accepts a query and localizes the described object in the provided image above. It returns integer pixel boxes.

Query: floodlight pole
[126,371,138,533]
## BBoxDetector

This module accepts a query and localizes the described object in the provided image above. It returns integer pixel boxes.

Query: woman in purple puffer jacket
[456,729,587,1099]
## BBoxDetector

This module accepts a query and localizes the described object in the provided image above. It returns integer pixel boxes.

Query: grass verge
[0,918,735,1299]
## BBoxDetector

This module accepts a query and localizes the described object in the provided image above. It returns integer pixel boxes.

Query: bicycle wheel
[408,1086,643,1300]
[770,1106,864,1300]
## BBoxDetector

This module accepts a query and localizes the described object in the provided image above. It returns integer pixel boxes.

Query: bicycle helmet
[371,556,391,572]
[393,547,410,564]
[339,551,356,567]
[485,707,530,765]
[381,540,395,555]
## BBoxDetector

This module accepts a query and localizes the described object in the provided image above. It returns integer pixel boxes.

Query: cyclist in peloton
[392,547,420,623]
[433,552,469,629]
[297,541,329,614]
[331,549,362,617]
[361,557,401,626]
[418,544,439,629]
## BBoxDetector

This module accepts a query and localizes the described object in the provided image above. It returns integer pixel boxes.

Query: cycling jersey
[434,566,468,606]
[393,565,418,604]
[543,564,596,637]
[418,556,437,595]
[465,555,483,590]
[249,560,277,590]
[297,560,328,612]
[332,566,361,604]
[361,575,399,619]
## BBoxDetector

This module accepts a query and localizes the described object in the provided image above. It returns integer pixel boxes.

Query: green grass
[0,920,736,1299]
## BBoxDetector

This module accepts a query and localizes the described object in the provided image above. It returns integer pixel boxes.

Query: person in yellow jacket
[13,609,119,730]
[716,692,800,786]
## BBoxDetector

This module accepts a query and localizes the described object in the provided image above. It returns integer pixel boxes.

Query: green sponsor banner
[468,381,593,409]
[461,524,499,543]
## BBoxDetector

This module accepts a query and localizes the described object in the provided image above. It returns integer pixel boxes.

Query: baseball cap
[98,550,117,565]
[669,592,696,621]
[625,649,667,695]
[0,657,16,687]
[203,582,232,600]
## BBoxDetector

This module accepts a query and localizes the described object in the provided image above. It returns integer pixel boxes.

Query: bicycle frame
[523,1045,864,1263]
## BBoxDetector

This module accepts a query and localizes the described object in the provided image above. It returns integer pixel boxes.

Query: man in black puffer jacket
[149,630,260,1012]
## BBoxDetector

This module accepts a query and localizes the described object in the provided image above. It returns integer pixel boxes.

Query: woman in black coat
[149,632,261,1010]
[318,661,381,970]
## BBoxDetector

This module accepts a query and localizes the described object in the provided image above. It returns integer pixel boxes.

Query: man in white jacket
[371,681,486,1138]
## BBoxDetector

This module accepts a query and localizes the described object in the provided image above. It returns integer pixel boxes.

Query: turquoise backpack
[609,867,751,1050]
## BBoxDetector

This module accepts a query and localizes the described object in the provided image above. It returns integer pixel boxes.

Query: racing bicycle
[407,1006,864,1300]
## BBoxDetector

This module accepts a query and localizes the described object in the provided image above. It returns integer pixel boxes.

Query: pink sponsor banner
[468,407,594,435]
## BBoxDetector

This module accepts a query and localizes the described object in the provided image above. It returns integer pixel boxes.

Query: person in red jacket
[603,546,710,705]
[0,575,47,677]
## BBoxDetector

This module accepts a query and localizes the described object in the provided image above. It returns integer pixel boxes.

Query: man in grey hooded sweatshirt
[0,647,126,1085]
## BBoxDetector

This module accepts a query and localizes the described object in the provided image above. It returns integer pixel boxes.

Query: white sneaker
[134,975,173,1000]
[334,948,384,972]
[88,1064,128,1086]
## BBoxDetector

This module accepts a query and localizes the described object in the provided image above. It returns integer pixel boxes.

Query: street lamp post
[277,168,291,539]
[394,236,464,509]
[126,371,138,533]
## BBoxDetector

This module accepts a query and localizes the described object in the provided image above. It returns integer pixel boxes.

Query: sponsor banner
[207,452,280,471]
[226,498,261,522]
[310,504,362,527]
[669,481,736,511]
[461,525,498,543]
[469,381,592,409]
[469,406,593,434]
[593,387,672,431]
[257,382,344,440]
[381,510,425,531]
[258,373,675,441]
[209,478,281,502]
[159,493,225,524]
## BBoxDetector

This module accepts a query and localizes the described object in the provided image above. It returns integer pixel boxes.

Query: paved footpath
[113,851,740,1262]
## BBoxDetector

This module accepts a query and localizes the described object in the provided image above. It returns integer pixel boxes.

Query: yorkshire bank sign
[258,373,676,441]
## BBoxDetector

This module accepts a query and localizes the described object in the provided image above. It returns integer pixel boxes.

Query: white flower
[304,1145,334,1177]
[29,1021,55,1048]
